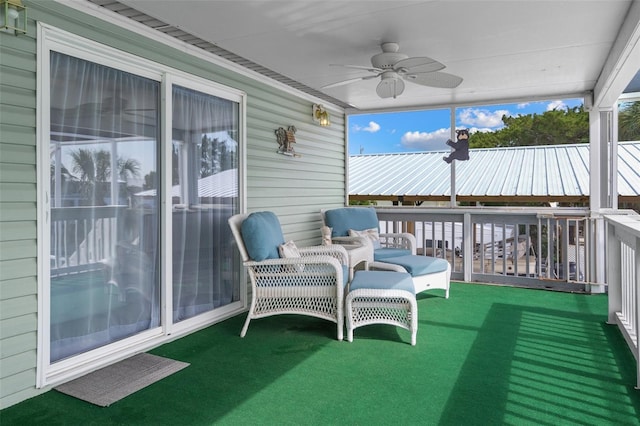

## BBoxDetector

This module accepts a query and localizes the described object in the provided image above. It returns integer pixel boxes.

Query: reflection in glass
[49,52,160,362]
[171,85,240,322]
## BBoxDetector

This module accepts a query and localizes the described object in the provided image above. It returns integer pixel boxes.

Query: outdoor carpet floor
[1,282,639,425]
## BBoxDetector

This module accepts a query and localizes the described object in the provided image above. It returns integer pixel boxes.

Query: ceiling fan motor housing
[371,52,409,69]
[371,42,408,69]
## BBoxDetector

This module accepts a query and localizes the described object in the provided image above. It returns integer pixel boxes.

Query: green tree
[143,171,157,190]
[470,106,589,148]
[618,100,640,141]
[69,148,141,205]
[199,133,237,178]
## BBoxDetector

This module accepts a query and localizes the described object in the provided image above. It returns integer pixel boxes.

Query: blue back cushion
[240,211,285,261]
[324,207,379,237]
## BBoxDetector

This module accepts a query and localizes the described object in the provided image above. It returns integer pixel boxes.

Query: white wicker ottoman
[345,270,418,346]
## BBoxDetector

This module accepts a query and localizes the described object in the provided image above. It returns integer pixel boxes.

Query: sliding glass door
[45,41,243,370]
[49,52,161,362]
[171,85,239,322]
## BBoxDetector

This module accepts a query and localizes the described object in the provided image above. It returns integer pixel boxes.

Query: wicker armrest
[331,235,371,247]
[299,244,349,265]
[379,232,417,254]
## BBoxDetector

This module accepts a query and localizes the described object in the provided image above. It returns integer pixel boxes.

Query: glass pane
[171,85,240,322]
[49,52,160,362]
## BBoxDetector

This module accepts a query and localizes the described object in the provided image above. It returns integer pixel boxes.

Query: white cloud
[458,108,510,128]
[353,121,381,133]
[468,127,495,134]
[546,100,567,111]
[517,103,529,109]
[401,128,451,151]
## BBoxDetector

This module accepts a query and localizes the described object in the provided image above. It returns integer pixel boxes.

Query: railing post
[592,216,607,293]
[463,213,472,282]
[607,220,621,325]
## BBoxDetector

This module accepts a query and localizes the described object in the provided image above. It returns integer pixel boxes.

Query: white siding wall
[0,2,346,408]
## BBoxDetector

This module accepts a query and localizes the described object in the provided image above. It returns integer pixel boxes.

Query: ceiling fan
[323,42,463,99]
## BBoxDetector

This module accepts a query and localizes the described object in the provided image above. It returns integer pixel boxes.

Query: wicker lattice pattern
[379,233,414,250]
[244,256,347,339]
[228,213,349,340]
[346,288,418,345]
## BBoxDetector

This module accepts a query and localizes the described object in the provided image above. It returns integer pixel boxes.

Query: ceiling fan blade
[322,74,378,89]
[330,64,382,73]
[376,78,405,99]
[405,71,463,88]
[394,57,445,73]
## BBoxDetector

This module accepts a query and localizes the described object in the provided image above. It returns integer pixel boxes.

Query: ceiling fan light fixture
[376,76,404,99]
[312,104,331,127]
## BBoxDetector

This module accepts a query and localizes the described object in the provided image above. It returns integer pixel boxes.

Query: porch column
[588,108,609,292]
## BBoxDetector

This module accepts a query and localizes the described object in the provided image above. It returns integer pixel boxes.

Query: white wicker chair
[321,207,450,298]
[321,207,417,258]
[229,212,349,340]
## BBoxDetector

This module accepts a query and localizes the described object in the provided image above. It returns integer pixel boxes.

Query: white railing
[50,206,126,276]
[606,213,640,389]
[375,206,599,291]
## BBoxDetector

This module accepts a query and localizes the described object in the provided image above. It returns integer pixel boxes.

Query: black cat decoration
[443,129,470,163]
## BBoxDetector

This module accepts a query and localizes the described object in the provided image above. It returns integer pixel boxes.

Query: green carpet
[2,282,638,425]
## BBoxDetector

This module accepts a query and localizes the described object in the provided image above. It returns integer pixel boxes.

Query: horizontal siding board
[0,315,36,345]
[246,195,344,209]
[0,203,37,221]
[0,277,37,300]
[0,124,36,146]
[0,84,36,110]
[0,45,36,73]
[0,25,36,57]
[0,182,36,202]
[0,350,37,379]
[246,159,345,176]
[0,163,36,183]
[0,143,35,165]
[0,239,37,262]
[0,295,36,323]
[0,370,36,401]
[0,65,36,92]
[0,221,36,242]
[0,258,36,281]
[0,104,35,129]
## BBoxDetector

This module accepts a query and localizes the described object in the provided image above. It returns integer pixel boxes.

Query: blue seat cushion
[378,255,449,277]
[350,271,414,294]
[373,247,412,261]
[324,207,379,237]
[240,211,285,261]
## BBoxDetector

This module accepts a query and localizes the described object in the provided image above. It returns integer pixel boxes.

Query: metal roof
[349,141,640,202]
[136,168,237,199]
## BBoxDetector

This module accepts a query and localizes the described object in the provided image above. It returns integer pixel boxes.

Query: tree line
[469,101,640,148]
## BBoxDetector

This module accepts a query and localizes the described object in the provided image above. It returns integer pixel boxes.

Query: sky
[348,98,584,155]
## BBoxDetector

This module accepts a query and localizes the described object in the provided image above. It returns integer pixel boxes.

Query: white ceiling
[118,0,637,112]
